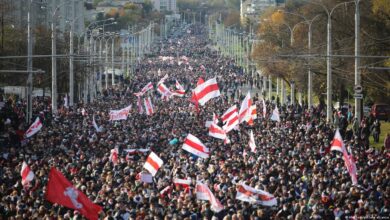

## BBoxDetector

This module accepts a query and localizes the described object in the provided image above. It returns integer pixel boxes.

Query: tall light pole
[279,10,322,107]
[26,0,33,124]
[354,0,361,123]
[51,1,69,115]
[309,0,355,122]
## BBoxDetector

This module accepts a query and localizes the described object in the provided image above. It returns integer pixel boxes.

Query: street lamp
[51,1,71,115]
[308,0,355,123]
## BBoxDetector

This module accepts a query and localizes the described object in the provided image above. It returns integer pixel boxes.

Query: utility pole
[51,20,58,114]
[326,14,332,123]
[111,35,115,86]
[355,0,362,123]
[26,0,33,124]
[69,19,74,107]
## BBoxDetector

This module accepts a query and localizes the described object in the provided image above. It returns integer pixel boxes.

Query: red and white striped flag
[182,134,210,158]
[174,80,186,97]
[173,178,191,188]
[248,130,257,152]
[221,105,238,124]
[143,152,163,176]
[157,74,169,85]
[134,82,153,96]
[209,123,227,140]
[196,182,224,213]
[109,148,119,165]
[137,97,144,114]
[236,182,277,206]
[270,106,280,122]
[330,129,346,153]
[157,83,173,99]
[343,151,358,185]
[248,105,257,126]
[223,110,239,133]
[194,78,220,106]
[262,99,267,118]
[239,92,252,123]
[109,105,131,121]
[205,113,219,128]
[160,185,173,198]
[144,97,154,116]
[25,117,43,138]
[21,161,35,186]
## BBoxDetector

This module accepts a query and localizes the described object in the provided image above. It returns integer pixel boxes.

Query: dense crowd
[0,23,389,220]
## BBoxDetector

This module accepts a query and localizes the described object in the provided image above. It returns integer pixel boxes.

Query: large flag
[109,105,131,121]
[221,105,238,124]
[248,130,257,152]
[223,110,239,133]
[134,82,153,96]
[182,134,210,158]
[25,117,43,138]
[330,129,346,153]
[270,106,280,122]
[45,167,102,220]
[209,123,227,140]
[143,152,163,176]
[236,182,277,206]
[194,78,220,106]
[196,182,224,213]
[144,97,154,116]
[239,92,252,123]
[21,161,35,186]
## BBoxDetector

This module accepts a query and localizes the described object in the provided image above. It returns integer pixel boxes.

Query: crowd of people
[0,23,389,220]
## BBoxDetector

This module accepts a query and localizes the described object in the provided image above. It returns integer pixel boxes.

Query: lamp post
[51,1,70,115]
[308,0,355,122]
[26,0,33,124]
[354,0,362,123]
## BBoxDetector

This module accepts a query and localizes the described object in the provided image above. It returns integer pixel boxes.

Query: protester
[0,23,389,220]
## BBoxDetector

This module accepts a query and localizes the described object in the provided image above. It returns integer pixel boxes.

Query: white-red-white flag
[239,92,252,123]
[134,82,153,96]
[236,182,277,206]
[248,105,257,126]
[248,130,257,152]
[25,117,43,138]
[194,78,220,106]
[174,80,186,97]
[137,97,144,114]
[223,110,239,133]
[221,105,238,124]
[21,161,35,186]
[157,74,169,85]
[196,182,224,213]
[109,148,119,165]
[262,99,267,118]
[157,83,173,99]
[173,178,191,188]
[205,113,219,128]
[160,185,173,198]
[343,151,358,185]
[109,105,131,121]
[144,97,154,116]
[330,129,346,153]
[209,123,227,140]
[182,134,210,159]
[144,152,163,176]
[270,106,280,122]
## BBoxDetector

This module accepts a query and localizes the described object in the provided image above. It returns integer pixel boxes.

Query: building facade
[152,0,176,12]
